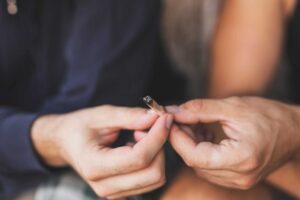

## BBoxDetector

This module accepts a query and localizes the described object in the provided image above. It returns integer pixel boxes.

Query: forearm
[209,0,285,98]
[266,104,300,197]
[265,103,300,198]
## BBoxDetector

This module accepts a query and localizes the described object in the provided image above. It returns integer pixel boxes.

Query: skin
[208,0,300,197]
[30,1,298,199]
[164,0,299,199]
[209,0,286,98]
[162,168,273,200]
[31,106,173,199]
[167,97,300,189]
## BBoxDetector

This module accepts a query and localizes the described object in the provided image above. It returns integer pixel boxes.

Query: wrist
[31,114,68,167]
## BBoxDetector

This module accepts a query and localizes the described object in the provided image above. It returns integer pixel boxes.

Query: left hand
[167,97,300,189]
[32,106,172,199]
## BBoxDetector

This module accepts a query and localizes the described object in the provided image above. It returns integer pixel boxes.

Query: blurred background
[162,0,290,100]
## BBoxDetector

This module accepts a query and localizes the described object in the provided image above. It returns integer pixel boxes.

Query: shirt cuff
[0,113,49,174]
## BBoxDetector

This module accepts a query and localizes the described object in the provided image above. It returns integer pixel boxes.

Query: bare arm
[209,0,286,98]
[209,0,300,197]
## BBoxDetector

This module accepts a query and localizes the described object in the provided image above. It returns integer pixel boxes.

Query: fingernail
[166,105,180,113]
[165,115,173,129]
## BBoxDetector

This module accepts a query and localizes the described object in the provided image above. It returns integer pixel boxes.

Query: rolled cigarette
[143,96,165,116]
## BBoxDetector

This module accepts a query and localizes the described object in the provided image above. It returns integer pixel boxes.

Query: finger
[133,131,147,142]
[178,125,198,141]
[169,125,198,164]
[89,106,158,130]
[170,125,239,170]
[96,132,119,145]
[132,114,172,164]
[166,99,233,124]
[91,150,165,198]
[86,115,172,180]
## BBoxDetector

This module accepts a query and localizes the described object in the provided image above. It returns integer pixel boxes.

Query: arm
[31,106,172,199]
[168,97,300,190]
[0,0,161,198]
[209,0,286,98]
[208,0,300,197]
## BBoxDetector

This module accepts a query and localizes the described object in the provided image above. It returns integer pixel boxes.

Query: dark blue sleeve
[40,0,161,111]
[0,0,161,199]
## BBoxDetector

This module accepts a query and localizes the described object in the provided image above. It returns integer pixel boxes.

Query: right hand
[167,97,300,190]
[31,105,173,199]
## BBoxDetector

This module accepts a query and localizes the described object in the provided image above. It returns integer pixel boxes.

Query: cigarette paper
[143,96,165,115]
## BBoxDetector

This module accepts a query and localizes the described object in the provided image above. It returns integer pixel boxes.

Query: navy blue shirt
[0,0,161,198]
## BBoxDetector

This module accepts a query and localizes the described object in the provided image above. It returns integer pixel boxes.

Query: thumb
[166,99,234,124]
[87,106,158,130]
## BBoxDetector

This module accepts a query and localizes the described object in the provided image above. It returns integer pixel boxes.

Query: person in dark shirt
[0,0,174,199]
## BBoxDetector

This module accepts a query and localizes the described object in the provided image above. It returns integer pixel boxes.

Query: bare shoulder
[284,0,298,18]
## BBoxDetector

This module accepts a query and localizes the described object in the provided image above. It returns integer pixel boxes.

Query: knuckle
[94,186,111,198]
[243,158,260,173]
[80,165,99,181]
[236,176,257,190]
[183,154,196,167]
[156,177,166,188]
[81,170,91,180]
[149,167,165,184]
[84,172,98,182]
[239,151,260,173]
[134,152,151,169]
[184,156,196,168]
[184,156,197,168]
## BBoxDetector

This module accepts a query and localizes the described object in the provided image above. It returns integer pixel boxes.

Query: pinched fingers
[78,114,172,182]
[169,125,242,170]
[169,125,262,189]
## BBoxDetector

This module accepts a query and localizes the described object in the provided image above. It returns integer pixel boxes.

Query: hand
[31,105,173,199]
[167,97,300,189]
